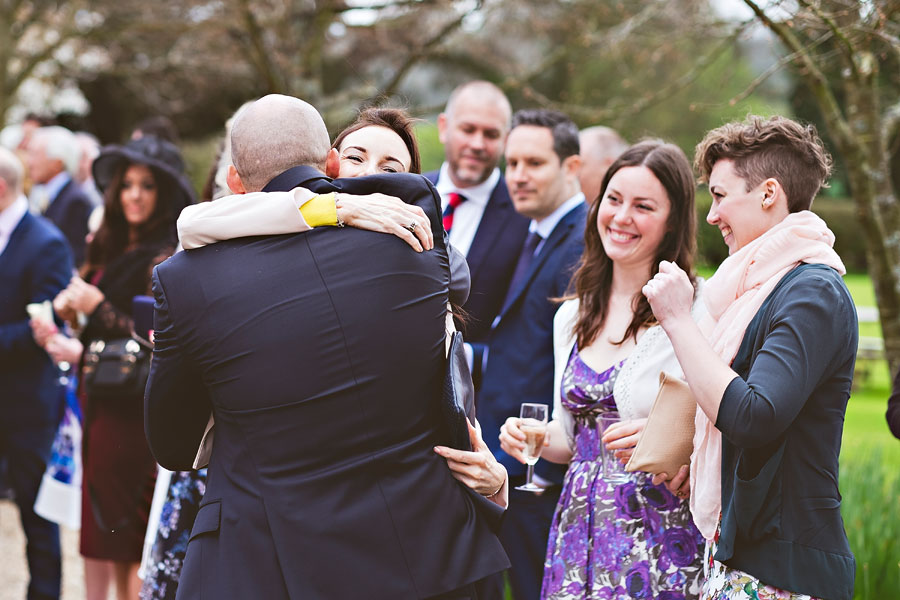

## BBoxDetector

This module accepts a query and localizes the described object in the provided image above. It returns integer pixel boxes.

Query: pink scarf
[690,210,846,540]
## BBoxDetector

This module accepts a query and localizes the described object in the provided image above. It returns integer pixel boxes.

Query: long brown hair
[82,163,176,274]
[571,140,697,349]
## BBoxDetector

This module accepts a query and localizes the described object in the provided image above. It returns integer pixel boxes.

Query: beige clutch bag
[624,371,695,479]
[192,414,215,470]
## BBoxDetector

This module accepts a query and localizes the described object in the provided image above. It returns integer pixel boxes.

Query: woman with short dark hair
[644,115,856,600]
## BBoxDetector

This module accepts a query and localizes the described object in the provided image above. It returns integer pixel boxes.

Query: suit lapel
[497,202,585,320]
[0,212,34,266]
[465,182,515,278]
[44,180,71,221]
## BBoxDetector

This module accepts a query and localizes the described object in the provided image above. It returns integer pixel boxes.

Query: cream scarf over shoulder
[690,210,846,540]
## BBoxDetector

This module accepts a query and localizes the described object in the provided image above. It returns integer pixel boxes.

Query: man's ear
[437,113,448,145]
[226,165,246,194]
[563,154,583,179]
[324,147,341,179]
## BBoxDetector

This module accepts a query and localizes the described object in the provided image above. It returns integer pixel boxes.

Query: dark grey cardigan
[714,263,857,600]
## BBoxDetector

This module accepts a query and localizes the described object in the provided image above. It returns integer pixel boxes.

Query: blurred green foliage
[839,350,900,600]
[415,123,445,175]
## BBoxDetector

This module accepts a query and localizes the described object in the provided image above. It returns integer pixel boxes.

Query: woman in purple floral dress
[501,141,704,599]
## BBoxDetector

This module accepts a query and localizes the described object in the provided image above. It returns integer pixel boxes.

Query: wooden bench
[855,306,884,382]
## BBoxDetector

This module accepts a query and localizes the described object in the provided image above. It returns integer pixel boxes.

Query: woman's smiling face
[706,159,772,254]
[596,165,671,272]
[337,125,412,177]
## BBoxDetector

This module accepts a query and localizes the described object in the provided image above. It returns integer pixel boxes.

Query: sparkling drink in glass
[515,403,549,492]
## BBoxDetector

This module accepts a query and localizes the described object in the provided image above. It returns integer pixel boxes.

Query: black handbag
[442,330,476,451]
[82,335,152,399]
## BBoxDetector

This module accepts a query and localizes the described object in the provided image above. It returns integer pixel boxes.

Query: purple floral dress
[541,345,704,600]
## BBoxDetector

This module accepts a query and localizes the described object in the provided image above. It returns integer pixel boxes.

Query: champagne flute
[515,403,549,493]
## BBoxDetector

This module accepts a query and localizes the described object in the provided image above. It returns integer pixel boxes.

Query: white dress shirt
[529,192,585,256]
[0,195,28,257]
[435,163,501,257]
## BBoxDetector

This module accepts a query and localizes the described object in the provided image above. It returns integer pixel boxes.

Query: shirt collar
[0,195,29,238]
[435,162,500,210]
[43,171,71,202]
[531,192,585,240]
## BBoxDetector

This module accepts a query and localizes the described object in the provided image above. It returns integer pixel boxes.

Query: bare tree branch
[334,0,444,13]
[514,27,743,125]
[235,0,286,93]
[467,1,662,99]
[742,0,856,152]
[796,0,859,77]
[366,1,483,103]
[598,0,668,48]
[729,29,834,105]
[10,33,75,91]
[867,27,900,61]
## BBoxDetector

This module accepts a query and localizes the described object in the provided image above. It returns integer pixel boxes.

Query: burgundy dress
[79,241,172,560]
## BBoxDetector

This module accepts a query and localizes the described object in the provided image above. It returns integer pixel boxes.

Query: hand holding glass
[599,411,630,484]
[515,403,549,493]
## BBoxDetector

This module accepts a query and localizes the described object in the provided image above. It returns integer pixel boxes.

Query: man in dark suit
[478,110,586,600]
[26,126,93,266]
[0,146,72,600]
[426,81,530,387]
[144,94,508,600]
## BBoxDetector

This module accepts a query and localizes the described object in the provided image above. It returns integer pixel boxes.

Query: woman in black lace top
[49,135,193,600]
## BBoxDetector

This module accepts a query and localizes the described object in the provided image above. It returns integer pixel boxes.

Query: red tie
[442,192,467,232]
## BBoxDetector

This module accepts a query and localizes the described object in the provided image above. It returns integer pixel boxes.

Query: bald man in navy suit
[145,95,508,600]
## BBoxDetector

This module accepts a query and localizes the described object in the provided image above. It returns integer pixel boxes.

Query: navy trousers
[478,479,562,600]
[1,422,61,600]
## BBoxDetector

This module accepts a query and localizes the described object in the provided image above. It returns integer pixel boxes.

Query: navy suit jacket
[425,172,530,355]
[145,167,508,600]
[43,178,92,267]
[478,202,587,483]
[0,212,73,426]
